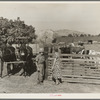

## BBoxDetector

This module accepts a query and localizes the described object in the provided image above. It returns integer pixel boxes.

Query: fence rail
[48,53,100,57]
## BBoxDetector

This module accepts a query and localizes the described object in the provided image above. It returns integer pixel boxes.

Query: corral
[46,43,100,84]
[47,53,100,84]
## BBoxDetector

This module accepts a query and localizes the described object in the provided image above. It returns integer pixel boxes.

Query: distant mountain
[37,29,87,38]
[37,29,90,44]
[53,29,87,37]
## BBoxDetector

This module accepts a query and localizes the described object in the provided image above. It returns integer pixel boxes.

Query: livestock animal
[0,43,35,77]
[78,42,84,46]
[59,46,85,59]
[88,40,93,44]
[79,49,100,60]
[60,46,84,54]
[18,44,35,76]
[0,43,17,76]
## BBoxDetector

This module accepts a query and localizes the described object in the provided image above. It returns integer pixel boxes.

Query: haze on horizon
[0,2,100,35]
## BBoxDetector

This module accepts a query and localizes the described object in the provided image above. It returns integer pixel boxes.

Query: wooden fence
[47,53,100,84]
[0,60,26,78]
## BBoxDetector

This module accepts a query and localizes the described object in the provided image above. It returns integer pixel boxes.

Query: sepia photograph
[0,1,100,99]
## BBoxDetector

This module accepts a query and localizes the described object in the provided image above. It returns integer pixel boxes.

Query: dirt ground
[0,72,100,93]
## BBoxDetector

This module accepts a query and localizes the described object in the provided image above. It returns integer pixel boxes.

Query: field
[1,43,100,93]
[84,43,100,52]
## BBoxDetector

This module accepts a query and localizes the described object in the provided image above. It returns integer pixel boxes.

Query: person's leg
[7,64,11,76]
[58,78,63,83]
[52,77,56,84]
[39,65,44,84]
[12,63,15,74]
[37,71,40,84]
[41,65,44,83]
[56,79,59,85]
[40,71,43,83]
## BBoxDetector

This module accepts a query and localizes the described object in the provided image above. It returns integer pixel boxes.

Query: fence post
[0,60,3,78]
[45,55,48,80]
[44,46,48,80]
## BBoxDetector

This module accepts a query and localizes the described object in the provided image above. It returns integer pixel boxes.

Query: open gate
[47,53,100,84]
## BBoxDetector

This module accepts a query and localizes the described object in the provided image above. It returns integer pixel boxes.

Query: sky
[0,2,100,35]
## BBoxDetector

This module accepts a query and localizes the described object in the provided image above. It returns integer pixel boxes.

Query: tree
[0,17,36,44]
[80,34,85,37]
[38,30,54,45]
[68,34,73,37]
[98,34,100,36]
[87,34,91,36]
[52,38,57,43]
[53,33,59,39]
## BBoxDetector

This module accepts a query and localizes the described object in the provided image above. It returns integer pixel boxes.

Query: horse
[18,44,35,76]
[0,43,17,77]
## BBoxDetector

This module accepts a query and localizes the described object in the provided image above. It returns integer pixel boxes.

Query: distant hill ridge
[38,29,90,38]
[37,29,99,45]
[53,29,87,36]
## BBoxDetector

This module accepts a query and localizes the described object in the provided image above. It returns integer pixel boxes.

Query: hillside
[37,29,92,44]
[53,29,88,37]
[37,29,87,38]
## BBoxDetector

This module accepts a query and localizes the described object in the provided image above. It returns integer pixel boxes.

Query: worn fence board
[0,61,26,78]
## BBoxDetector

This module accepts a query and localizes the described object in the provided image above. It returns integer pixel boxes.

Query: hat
[39,48,44,52]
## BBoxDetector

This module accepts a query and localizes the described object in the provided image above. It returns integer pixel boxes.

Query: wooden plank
[63,78,100,85]
[48,57,100,62]
[62,70,73,73]
[48,68,100,75]
[62,66,73,68]
[48,53,100,58]
[62,75,100,79]
[48,66,74,69]
[48,75,100,81]
[5,61,26,64]
[48,62,100,67]
[48,58,100,65]
[85,69,100,71]
[48,65,100,71]
[48,73,100,79]
[85,73,100,75]
[85,70,100,73]
[48,76,100,84]
[72,72,85,76]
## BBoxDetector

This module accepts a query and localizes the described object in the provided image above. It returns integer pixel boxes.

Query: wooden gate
[47,53,100,84]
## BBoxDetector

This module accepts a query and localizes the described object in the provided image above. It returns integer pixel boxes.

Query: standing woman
[52,48,63,85]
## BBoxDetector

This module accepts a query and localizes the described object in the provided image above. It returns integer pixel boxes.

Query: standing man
[36,48,45,84]
[26,43,33,76]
